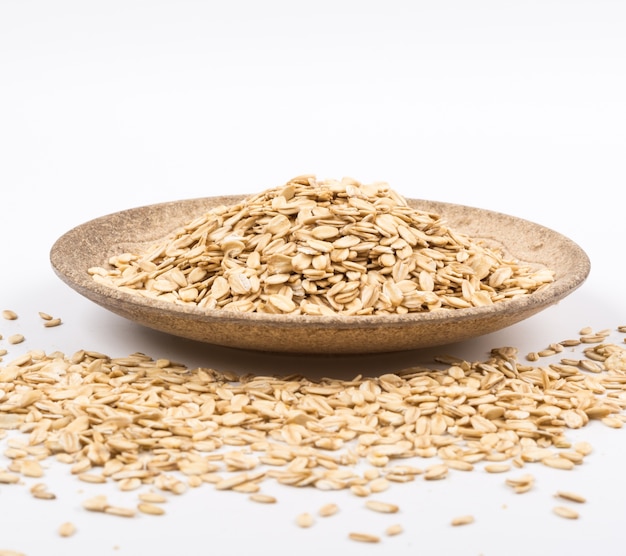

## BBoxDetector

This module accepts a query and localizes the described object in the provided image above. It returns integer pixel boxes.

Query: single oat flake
[1,310,18,320]
[58,522,76,537]
[451,514,475,526]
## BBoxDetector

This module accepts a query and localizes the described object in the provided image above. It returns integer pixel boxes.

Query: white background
[1,1,625,555]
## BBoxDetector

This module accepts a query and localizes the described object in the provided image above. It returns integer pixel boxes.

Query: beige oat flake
[82,496,108,513]
[296,512,314,528]
[104,505,136,518]
[553,506,579,520]
[318,503,339,517]
[451,514,475,526]
[349,532,380,543]
[385,524,403,536]
[58,522,76,537]
[505,474,535,494]
[555,491,586,504]
[365,500,400,514]
[7,334,24,345]
[138,503,166,516]
[249,493,277,504]
[138,492,168,504]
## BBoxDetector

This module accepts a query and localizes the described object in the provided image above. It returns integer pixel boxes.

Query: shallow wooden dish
[50,196,590,354]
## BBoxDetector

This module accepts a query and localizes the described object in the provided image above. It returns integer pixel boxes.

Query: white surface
[1,1,625,555]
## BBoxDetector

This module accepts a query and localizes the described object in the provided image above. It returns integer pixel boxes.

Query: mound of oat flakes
[89,175,555,315]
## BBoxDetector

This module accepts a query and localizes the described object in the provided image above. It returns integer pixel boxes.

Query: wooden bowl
[50,196,590,354]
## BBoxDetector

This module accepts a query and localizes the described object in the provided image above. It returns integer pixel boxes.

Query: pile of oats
[89,176,555,315]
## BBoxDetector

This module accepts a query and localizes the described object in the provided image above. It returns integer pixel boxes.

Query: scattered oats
[58,522,76,537]
[43,318,62,328]
[553,506,579,520]
[2,310,18,320]
[296,512,314,528]
[7,334,24,345]
[555,491,586,504]
[0,327,625,534]
[451,515,474,526]
[38,312,53,320]
[349,532,380,543]
[318,503,339,517]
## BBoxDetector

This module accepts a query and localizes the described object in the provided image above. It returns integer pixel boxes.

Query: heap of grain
[89,176,555,315]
